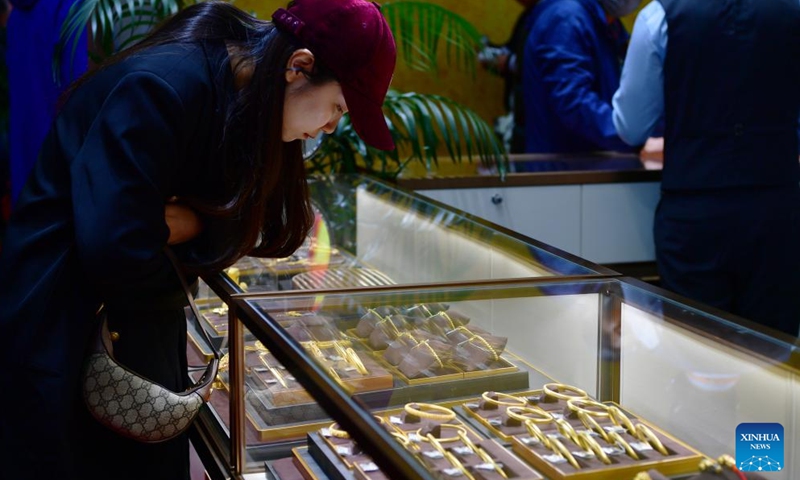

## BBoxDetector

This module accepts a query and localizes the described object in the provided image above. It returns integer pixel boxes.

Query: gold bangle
[457,430,478,451]
[469,334,499,362]
[576,410,611,443]
[474,446,509,479]
[345,347,369,375]
[575,431,612,465]
[542,383,588,402]
[608,406,636,436]
[567,398,610,418]
[506,406,553,424]
[482,391,527,407]
[524,420,551,449]
[554,417,580,445]
[415,424,467,443]
[608,430,639,460]
[307,342,325,361]
[548,436,581,470]
[418,341,444,368]
[444,450,476,480]
[431,311,456,330]
[635,423,669,456]
[403,402,456,422]
[260,354,288,388]
[327,422,350,439]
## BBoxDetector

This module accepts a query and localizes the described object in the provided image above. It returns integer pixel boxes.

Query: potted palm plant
[56,0,508,179]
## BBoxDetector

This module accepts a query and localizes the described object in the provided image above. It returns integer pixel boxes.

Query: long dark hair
[70,1,335,272]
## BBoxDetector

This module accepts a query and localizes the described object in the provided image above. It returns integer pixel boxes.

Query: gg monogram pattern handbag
[82,248,221,443]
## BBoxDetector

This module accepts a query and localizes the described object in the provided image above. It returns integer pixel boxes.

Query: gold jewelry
[524,420,551,449]
[505,406,553,424]
[415,424,467,443]
[443,450,476,480]
[457,430,479,451]
[542,383,588,402]
[333,341,349,359]
[482,391,527,407]
[633,473,653,480]
[608,406,636,435]
[554,417,580,445]
[403,402,456,422]
[468,334,499,362]
[608,430,639,460]
[567,398,610,418]
[307,342,325,362]
[635,423,669,456]
[327,422,350,439]
[576,410,611,443]
[418,341,444,368]
[328,366,343,383]
[699,457,722,473]
[345,347,369,375]
[472,445,508,479]
[259,354,288,388]
[548,436,581,470]
[431,311,456,330]
[575,431,612,465]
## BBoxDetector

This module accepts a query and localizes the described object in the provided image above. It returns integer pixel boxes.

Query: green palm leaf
[382,1,482,76]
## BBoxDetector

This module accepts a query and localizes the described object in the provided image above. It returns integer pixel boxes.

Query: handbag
[82,248,221,443]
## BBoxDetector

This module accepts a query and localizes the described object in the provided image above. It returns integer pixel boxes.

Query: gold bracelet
[306,342,325,362]
[327,422,350,439]
[576,410,611,443]
[333,341,348,360]
[260,354,288,388]
[469,334,499,362]
[505,406,553,424]
[418,341,444,368]
[403,402,456,422]
[566,398,610,418]
[415,424,467,443]
[548,436,581,470]
[542,383,588,402]
[524,420,551,449]
[474,446,509,479]
[481,391,527,407]
[554,417,580,445]
[635,423,669,456]
[444,450,476,480]
[345,347,369,375]
[431,311,456,330]
[607,406,636,436]
[608,430,639,460]
[575,431,612,465]
[457,429,478,451]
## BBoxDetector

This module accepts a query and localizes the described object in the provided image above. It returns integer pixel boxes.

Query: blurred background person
[6,0,88,204]
[521,0,642,154]
[613,0,800,336]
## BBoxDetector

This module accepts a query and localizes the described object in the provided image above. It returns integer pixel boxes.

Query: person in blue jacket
[6,0,88,204]
[0,0,397,478]
[613,0,800,336]
[521,0,642,154]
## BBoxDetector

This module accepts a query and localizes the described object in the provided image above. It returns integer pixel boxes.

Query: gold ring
[576,410,611,443]
[415,424,467,443]
[608,430,639,460]
[403,402,456,422]
[543,383,588,401]
[482,391,527,407]
[327,422,350,439]
[548,436,581,470]
[575,431,611,465]
[608,406,636,435]
[635,423,669,456]
[506,406,553,424]
[567,398,610,418]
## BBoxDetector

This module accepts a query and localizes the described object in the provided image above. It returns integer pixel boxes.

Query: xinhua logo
[735,423,784,472]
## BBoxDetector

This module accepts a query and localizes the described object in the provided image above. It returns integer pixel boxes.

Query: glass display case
[193,276,800,480]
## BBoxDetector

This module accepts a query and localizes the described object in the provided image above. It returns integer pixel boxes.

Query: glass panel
[228,175,609,295]
[219,278,799,479]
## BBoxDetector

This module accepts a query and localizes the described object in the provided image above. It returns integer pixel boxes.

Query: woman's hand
[165,201,203,245]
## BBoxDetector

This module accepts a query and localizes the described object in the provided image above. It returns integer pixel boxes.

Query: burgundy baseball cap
[273,0,397,150]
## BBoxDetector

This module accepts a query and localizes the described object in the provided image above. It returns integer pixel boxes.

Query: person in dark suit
[0,1,396,479]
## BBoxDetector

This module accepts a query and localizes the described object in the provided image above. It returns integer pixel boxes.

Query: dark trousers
[654,186,800,337]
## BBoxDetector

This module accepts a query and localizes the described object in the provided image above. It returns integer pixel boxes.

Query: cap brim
[342,84,395,151]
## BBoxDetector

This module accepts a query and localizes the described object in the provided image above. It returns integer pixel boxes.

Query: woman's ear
[285,49,316,83]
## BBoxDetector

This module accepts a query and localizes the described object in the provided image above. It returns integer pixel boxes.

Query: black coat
[0,40,233,477]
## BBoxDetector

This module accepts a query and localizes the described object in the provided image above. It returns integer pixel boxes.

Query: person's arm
[527,3,632,151]
[612,1,667,146]
[68,71,193,304]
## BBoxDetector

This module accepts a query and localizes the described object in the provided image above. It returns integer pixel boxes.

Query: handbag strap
[164,247,221,361]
